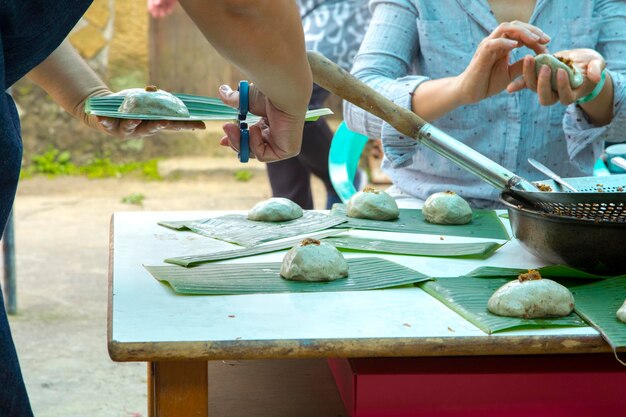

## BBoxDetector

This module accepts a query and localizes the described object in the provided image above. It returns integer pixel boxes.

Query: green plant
[23,148,162,180]
[78,156,162,180]
[79,157,124,178]
[234,169,253,182]
[121,193,145,206]
[140,159,162,180]
[27,149,77,176]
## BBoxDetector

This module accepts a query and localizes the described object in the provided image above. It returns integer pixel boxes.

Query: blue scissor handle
[237,80,250,163]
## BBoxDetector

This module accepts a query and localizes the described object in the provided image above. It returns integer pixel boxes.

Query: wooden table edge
[108,334,613,362]
[107,214,115,364]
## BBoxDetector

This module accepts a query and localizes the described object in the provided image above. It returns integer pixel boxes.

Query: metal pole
[3,209,17,315]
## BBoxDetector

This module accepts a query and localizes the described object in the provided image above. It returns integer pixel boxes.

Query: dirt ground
[6,159,347,417]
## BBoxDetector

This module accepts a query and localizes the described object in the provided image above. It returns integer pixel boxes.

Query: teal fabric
[328,121,369,202]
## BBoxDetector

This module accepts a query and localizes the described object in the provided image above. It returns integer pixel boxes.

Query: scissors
[237,80,250,163]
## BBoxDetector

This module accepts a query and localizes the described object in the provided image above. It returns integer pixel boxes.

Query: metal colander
[520,175,626,223]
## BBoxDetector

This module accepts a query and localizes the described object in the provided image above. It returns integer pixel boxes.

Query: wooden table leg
[148,360,209,417]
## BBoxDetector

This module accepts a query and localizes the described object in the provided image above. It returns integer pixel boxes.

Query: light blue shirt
[344,0,626,207]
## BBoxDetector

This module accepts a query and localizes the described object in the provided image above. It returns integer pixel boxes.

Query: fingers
[131,121,169,137]
[489,21,550,54]
[586,58,605,83]
[555,69,576,105]
[119,119,142,138]
[220,123,256,158]
[508,58,525,81]
[97,116,118,132]
[218,88,306,162]
[218,85,239,109]
[248,123,272,161]
[161,120,206,132]
[522,55,538,91]
[96,117,205,139]
[219,83,270,118]
[506,77,526,93]
[475,38,519,68]
[537,65,558,105]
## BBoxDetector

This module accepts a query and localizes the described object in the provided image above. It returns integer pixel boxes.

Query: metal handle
[528,158,578,192]
[307,51,536,192]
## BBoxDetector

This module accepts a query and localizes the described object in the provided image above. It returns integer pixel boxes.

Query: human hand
[456,21,550,104]
[95,115,205,139]
[147,0,178,18]
[217,84,305,162]
[507,49,606,106]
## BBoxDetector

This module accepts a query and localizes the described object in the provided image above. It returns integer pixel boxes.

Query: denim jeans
[0,95,31,414]
[1,2,101,415]
[0,285,33,417]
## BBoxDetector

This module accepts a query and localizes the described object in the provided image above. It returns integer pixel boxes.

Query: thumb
[218,85,239,109]
[586,59,604,83]
[508,58,525,81]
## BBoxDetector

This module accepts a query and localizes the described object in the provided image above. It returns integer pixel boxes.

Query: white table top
[108,210,607,362]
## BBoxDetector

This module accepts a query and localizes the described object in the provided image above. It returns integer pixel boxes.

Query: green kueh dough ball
[617,299,626,323]
[118,85,190,118]
[488,273,575,319]
[422,191,472,225]
[248,197,303,222]
[347,187,399,220]
[534,54,584,90]
[280,238,349,282]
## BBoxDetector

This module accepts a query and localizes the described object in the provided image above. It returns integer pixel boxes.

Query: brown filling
[555,55,574,70]
[301,238,321,246]
[518,269,542,282]
[363,186,381,194]
[145,85,158,92]
[537,183,553,192]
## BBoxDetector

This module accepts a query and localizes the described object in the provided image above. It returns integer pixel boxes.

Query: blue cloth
[298,0,371,70]
[344,0,626,207]
[1,1,92,415]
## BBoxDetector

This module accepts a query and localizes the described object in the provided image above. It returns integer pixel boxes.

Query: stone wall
[15,0,218,165]
[108,0,149,89]
[68,0,148,88]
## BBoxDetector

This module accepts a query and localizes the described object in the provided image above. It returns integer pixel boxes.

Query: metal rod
[2,209,17,315]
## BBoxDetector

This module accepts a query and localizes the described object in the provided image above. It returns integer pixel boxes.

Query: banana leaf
[464,265,621,280]
[146,257,430,295]
[570,277,626,351]
[165,232,503,267]
[158,211,346,247]
[418,277,587,334]
[324,235,503,259]
[330,205,510,240]
[164,229,345,267]
[85,94,332,122]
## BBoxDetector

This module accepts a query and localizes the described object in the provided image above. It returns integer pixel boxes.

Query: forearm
[178,0,312,115]
[27,40,110,129]
[411,76,465,122]
[579,72,614,126]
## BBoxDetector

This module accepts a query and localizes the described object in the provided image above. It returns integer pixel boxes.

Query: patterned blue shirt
[344,0,626,207]
[298,0,371,70]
